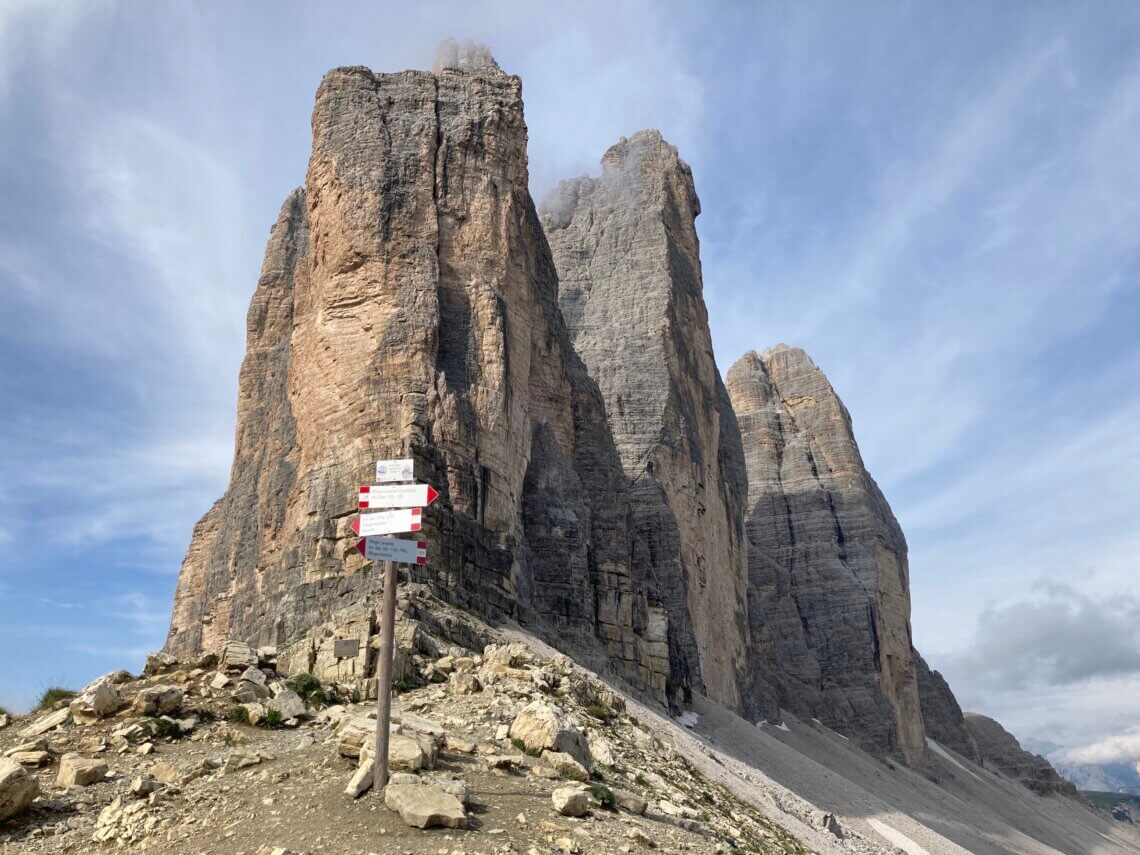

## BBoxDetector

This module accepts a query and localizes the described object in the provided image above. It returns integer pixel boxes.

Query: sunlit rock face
[167,51,673,700]
[726,346,926,764]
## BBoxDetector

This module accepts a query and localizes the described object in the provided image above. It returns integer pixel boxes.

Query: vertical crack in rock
[541,130,750,711]
[725,346,926,764]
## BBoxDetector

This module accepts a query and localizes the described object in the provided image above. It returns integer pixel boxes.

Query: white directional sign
[356,536,427,565]
[358,483,439,509]
[352,507,422,536]
[374,458,415,483]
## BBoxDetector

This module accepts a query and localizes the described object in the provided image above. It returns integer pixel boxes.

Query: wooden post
[373,559,398,791]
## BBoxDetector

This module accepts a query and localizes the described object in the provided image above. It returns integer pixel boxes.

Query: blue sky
[1,1,1137,764]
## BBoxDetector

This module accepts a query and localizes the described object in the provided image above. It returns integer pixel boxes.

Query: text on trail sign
[358,483,439,509]
[351,507,422,537]
[374,458,415,483]
[356,536,428,565]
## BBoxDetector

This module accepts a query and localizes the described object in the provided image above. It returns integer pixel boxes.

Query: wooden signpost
[355,457,435,792]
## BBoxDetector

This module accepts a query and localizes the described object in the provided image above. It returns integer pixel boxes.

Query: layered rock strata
[167,47,668,700]
[541,131,750,710]
[725,346,926,764]
[964,713,1079,797]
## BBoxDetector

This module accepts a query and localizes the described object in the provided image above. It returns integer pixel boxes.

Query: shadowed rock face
[725,346,926,765]
[965,713,1080,798]
[167,54,671,701]
[541,131,750,711]
[915,650,981,762]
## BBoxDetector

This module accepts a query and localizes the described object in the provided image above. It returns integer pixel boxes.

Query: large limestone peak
[541,130,750,713]
[166,56,672,706]
[726,346,927,765]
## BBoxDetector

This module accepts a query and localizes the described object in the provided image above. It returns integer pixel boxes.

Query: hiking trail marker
[354,456,437,794]
[351,507,422,537]
[355,535,427,564]
[358,483,439,509]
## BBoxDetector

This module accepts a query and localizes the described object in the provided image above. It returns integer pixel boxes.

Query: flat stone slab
[385,783,467,829]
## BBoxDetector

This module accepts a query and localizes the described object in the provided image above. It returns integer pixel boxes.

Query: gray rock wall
[541,131,751,711]
[725,346,926,764]
[915,651,980,762]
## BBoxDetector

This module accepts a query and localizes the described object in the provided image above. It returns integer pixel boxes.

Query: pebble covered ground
[0,586,812,855]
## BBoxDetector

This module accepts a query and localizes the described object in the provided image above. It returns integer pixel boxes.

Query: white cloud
[1064,726,1140,765]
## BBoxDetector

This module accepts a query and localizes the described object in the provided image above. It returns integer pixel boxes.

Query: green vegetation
[1083,790,1140,810]
[286,672,328,706]
[149,717,182,739]
[0,705,9,716]
[586,702,613,722]
[226,705,251,725]
[634,772,649,787]
[589,783,615,809]
[429,671,448,684]
[34,687,76,711]
[511,737,541,758]
[260,708,285,729]
[391,678,414,694]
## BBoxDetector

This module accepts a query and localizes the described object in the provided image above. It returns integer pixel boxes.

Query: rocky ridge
[964,713,1081,798]
[2,583,817,853]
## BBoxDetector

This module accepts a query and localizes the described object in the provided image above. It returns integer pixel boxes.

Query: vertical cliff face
[725,346,926,764]
[540,131,750,710]
[915,651,980,762]
[167,48,670,700]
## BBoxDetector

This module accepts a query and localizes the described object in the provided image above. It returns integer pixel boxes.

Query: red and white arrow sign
[351,507,422,537]
[356,536,427,565]
[358,483,438,509]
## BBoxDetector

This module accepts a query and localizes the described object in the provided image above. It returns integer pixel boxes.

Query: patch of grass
[34,687,76,712]
[510,737,541,758]
[429,671,448,684]
[286,673,328,706]
[586,702,613,722]
[634,772,649,787]
[391,678,414,695]
[589,783,615,809]
[226,705,251,725]
[149,717,182,740]
[0,705,9,716]
[260,708,286,729]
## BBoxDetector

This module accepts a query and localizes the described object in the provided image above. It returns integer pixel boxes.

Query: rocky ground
[0,585,811,854]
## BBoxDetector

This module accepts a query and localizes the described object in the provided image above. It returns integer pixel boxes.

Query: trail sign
[375,458,415,483]
[351,507,422,536]
[358,483,439,509]
[355,536,427,565]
